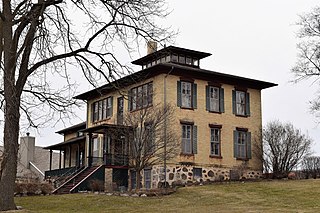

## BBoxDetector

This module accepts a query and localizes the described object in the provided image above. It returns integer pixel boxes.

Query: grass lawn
[15,179,320,213]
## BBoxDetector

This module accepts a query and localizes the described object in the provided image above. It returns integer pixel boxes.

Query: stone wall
[143,164,262,189]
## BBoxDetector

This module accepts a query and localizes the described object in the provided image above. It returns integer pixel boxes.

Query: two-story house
[45,43,276,193]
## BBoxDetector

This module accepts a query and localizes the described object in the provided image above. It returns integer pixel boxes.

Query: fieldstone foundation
[143,164,262,189]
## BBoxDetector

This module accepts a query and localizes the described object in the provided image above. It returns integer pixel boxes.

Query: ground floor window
[144,169,151,189]
[130,170,136,190]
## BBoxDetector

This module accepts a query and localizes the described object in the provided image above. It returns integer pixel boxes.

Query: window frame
[232,89,250,117]
[92,96,113,123]
[233,128,251,160]
[144,169,152,189]
[181,122,197,155]
[129,82,153,111]
[177,80,197,109]
[210,127,221,157]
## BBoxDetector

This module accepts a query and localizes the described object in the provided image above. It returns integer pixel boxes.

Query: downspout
[163,66,174,188]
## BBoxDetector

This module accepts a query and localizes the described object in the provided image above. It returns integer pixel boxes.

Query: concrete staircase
[53,166,99,194]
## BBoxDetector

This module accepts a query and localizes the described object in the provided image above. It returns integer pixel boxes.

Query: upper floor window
[129,82,153,111]
[92,96,113,122]
[144,123,155,155]
[177,81,197,109]
[233,128,251,159]
[181,123,197,155]
[232,90,250,116]
[206,86,224,113]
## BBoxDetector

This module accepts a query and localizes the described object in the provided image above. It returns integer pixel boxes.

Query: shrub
[89,179,104,192]
[40,183,54,195]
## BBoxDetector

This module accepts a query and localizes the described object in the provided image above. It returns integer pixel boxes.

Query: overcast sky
[32,1,320,155]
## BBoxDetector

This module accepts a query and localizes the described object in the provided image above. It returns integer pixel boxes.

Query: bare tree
[260,121,312,178]
[119,103,179,190]
[302,156,320,179]
[0,0,174,210]
[292,6,320,117]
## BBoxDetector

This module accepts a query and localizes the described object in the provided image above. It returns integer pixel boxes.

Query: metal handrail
[29,161,45,177]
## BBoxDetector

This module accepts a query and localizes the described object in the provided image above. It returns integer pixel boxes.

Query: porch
[44,123,132,179]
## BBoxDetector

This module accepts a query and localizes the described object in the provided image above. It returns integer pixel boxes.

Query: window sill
[208,110,222,114]
[235,157,250,161]
[234,114,249,118]
[209,155,222,159]
[180,153,194,157]
[180,107,195,111]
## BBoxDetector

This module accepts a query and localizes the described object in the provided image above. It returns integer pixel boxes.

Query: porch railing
[104,154,129,166]
[89,154,129,167]
[45,166,78,179]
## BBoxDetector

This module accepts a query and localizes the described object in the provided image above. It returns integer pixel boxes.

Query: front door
[117,97,124,125]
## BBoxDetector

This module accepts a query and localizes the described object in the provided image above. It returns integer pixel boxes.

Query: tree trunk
[0,95,20,210]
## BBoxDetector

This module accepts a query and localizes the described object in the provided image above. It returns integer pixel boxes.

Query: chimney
[20,133,35,169]
[147,41,157,54]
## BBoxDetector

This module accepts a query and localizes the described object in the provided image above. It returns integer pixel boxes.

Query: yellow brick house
[45,44,276,193]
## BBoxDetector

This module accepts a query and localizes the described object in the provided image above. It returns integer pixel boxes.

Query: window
[233,129,251,159]
[186,57,192,65]
[206,86,224,113]
[144,124,155,155]
[130,170,136,189]
[232,90,250,116]
[172,54,178,62]
[129,82,153,111]
[177,81,197,109]
[144,169,151,189]
[181,124,197,154]
[92,137,100,158]
[193,167,202,178]
[92,96,113,122]
[178,55,185,64]
[210,128,221,156]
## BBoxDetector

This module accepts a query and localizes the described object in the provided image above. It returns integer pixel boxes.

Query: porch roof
[43,135,86,150]
[81,123,133,134]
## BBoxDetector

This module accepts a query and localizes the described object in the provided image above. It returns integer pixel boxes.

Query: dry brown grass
[15,179,320,212]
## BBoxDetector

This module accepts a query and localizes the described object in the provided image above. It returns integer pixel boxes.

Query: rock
[106,193,113,196]
[16,206,23,210]
[120,193,129,197]
[140,194,147,197]
[131,193,139,197]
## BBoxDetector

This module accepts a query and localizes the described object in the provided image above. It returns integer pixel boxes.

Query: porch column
[49,149,53,171]
[59,148,62,169]
[63,149,66,168]
[88,133,93,167]
[77,143,80,168]
[69,145,72,168]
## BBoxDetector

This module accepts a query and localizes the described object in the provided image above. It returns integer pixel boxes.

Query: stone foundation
[142,164,262,189]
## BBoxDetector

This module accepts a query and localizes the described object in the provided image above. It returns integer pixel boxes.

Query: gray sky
[34,0,320,155]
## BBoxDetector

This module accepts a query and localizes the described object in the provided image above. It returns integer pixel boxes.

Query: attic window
[172,54,178,62]
[186,57,192,65]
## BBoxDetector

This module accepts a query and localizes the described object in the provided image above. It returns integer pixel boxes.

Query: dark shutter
[246,92,250,116]
[128,90,131,111]
[232,90,236,114]
[193,125,198,154]
[220,88,224,113]
[247,132,252,159]
[205,86,209,111]
[91,102,95,122]
[177,81,181,107]
[181,126,184,153]
[110,96,113,117]
[233,130,238,158]
[193,83,197,109]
